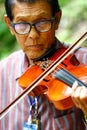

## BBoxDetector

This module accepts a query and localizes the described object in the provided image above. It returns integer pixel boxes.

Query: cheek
[43,30,55,48]
[15,35,27,49]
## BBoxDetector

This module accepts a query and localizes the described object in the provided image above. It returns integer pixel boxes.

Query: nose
[28,26,39,39]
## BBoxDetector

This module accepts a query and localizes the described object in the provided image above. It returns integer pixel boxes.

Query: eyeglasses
[11,17,56,35]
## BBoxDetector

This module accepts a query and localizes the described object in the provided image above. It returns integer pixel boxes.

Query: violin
[18,51,87,110]
[0,32,87,119]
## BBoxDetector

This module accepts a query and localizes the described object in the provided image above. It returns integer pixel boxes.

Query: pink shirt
[0,46,87,130]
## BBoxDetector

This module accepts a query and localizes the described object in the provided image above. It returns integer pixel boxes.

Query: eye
[15,23,29,30]
[36,21,51,30]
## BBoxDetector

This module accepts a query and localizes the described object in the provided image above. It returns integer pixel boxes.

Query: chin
[27,54,40,60]
[27,51,45,59]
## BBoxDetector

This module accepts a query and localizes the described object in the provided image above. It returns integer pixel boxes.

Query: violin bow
[0,32,87,120]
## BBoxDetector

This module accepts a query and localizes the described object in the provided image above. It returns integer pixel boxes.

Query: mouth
[26,44,44,50]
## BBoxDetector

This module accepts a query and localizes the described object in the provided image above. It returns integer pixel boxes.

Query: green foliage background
[0,0,87,60]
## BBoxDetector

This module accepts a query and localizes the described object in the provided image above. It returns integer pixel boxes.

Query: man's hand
[71,81,87,115]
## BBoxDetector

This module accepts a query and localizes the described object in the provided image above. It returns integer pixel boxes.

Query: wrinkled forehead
[12,1,53,21]
[12,0,51,5]
[12,0,52,14]
[5,0,59,20]
[12,0,52,17]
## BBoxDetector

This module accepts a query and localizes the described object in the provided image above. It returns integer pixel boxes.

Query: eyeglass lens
[15,23,30,34]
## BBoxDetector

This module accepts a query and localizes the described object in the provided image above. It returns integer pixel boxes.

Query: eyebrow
[13,12,52,22]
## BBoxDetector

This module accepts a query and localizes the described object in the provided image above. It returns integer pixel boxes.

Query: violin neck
[54,68,87,87]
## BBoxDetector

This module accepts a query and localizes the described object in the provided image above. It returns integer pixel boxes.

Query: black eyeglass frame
[10,17,56,35]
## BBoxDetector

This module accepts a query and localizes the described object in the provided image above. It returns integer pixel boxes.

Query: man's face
[8,1,60,60]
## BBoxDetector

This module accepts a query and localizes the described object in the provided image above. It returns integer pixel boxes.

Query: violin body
[18,52,87,110]
[46,64,87,110]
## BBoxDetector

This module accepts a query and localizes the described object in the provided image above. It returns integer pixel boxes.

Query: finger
[71,86,83,108]
[72,81,78,91]
[72,86,87,114]
[72,81,79,98]
[80,87,87,104]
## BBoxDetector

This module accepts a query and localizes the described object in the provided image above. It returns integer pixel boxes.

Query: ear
[54,10,62,30]
[4,15,15,35]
